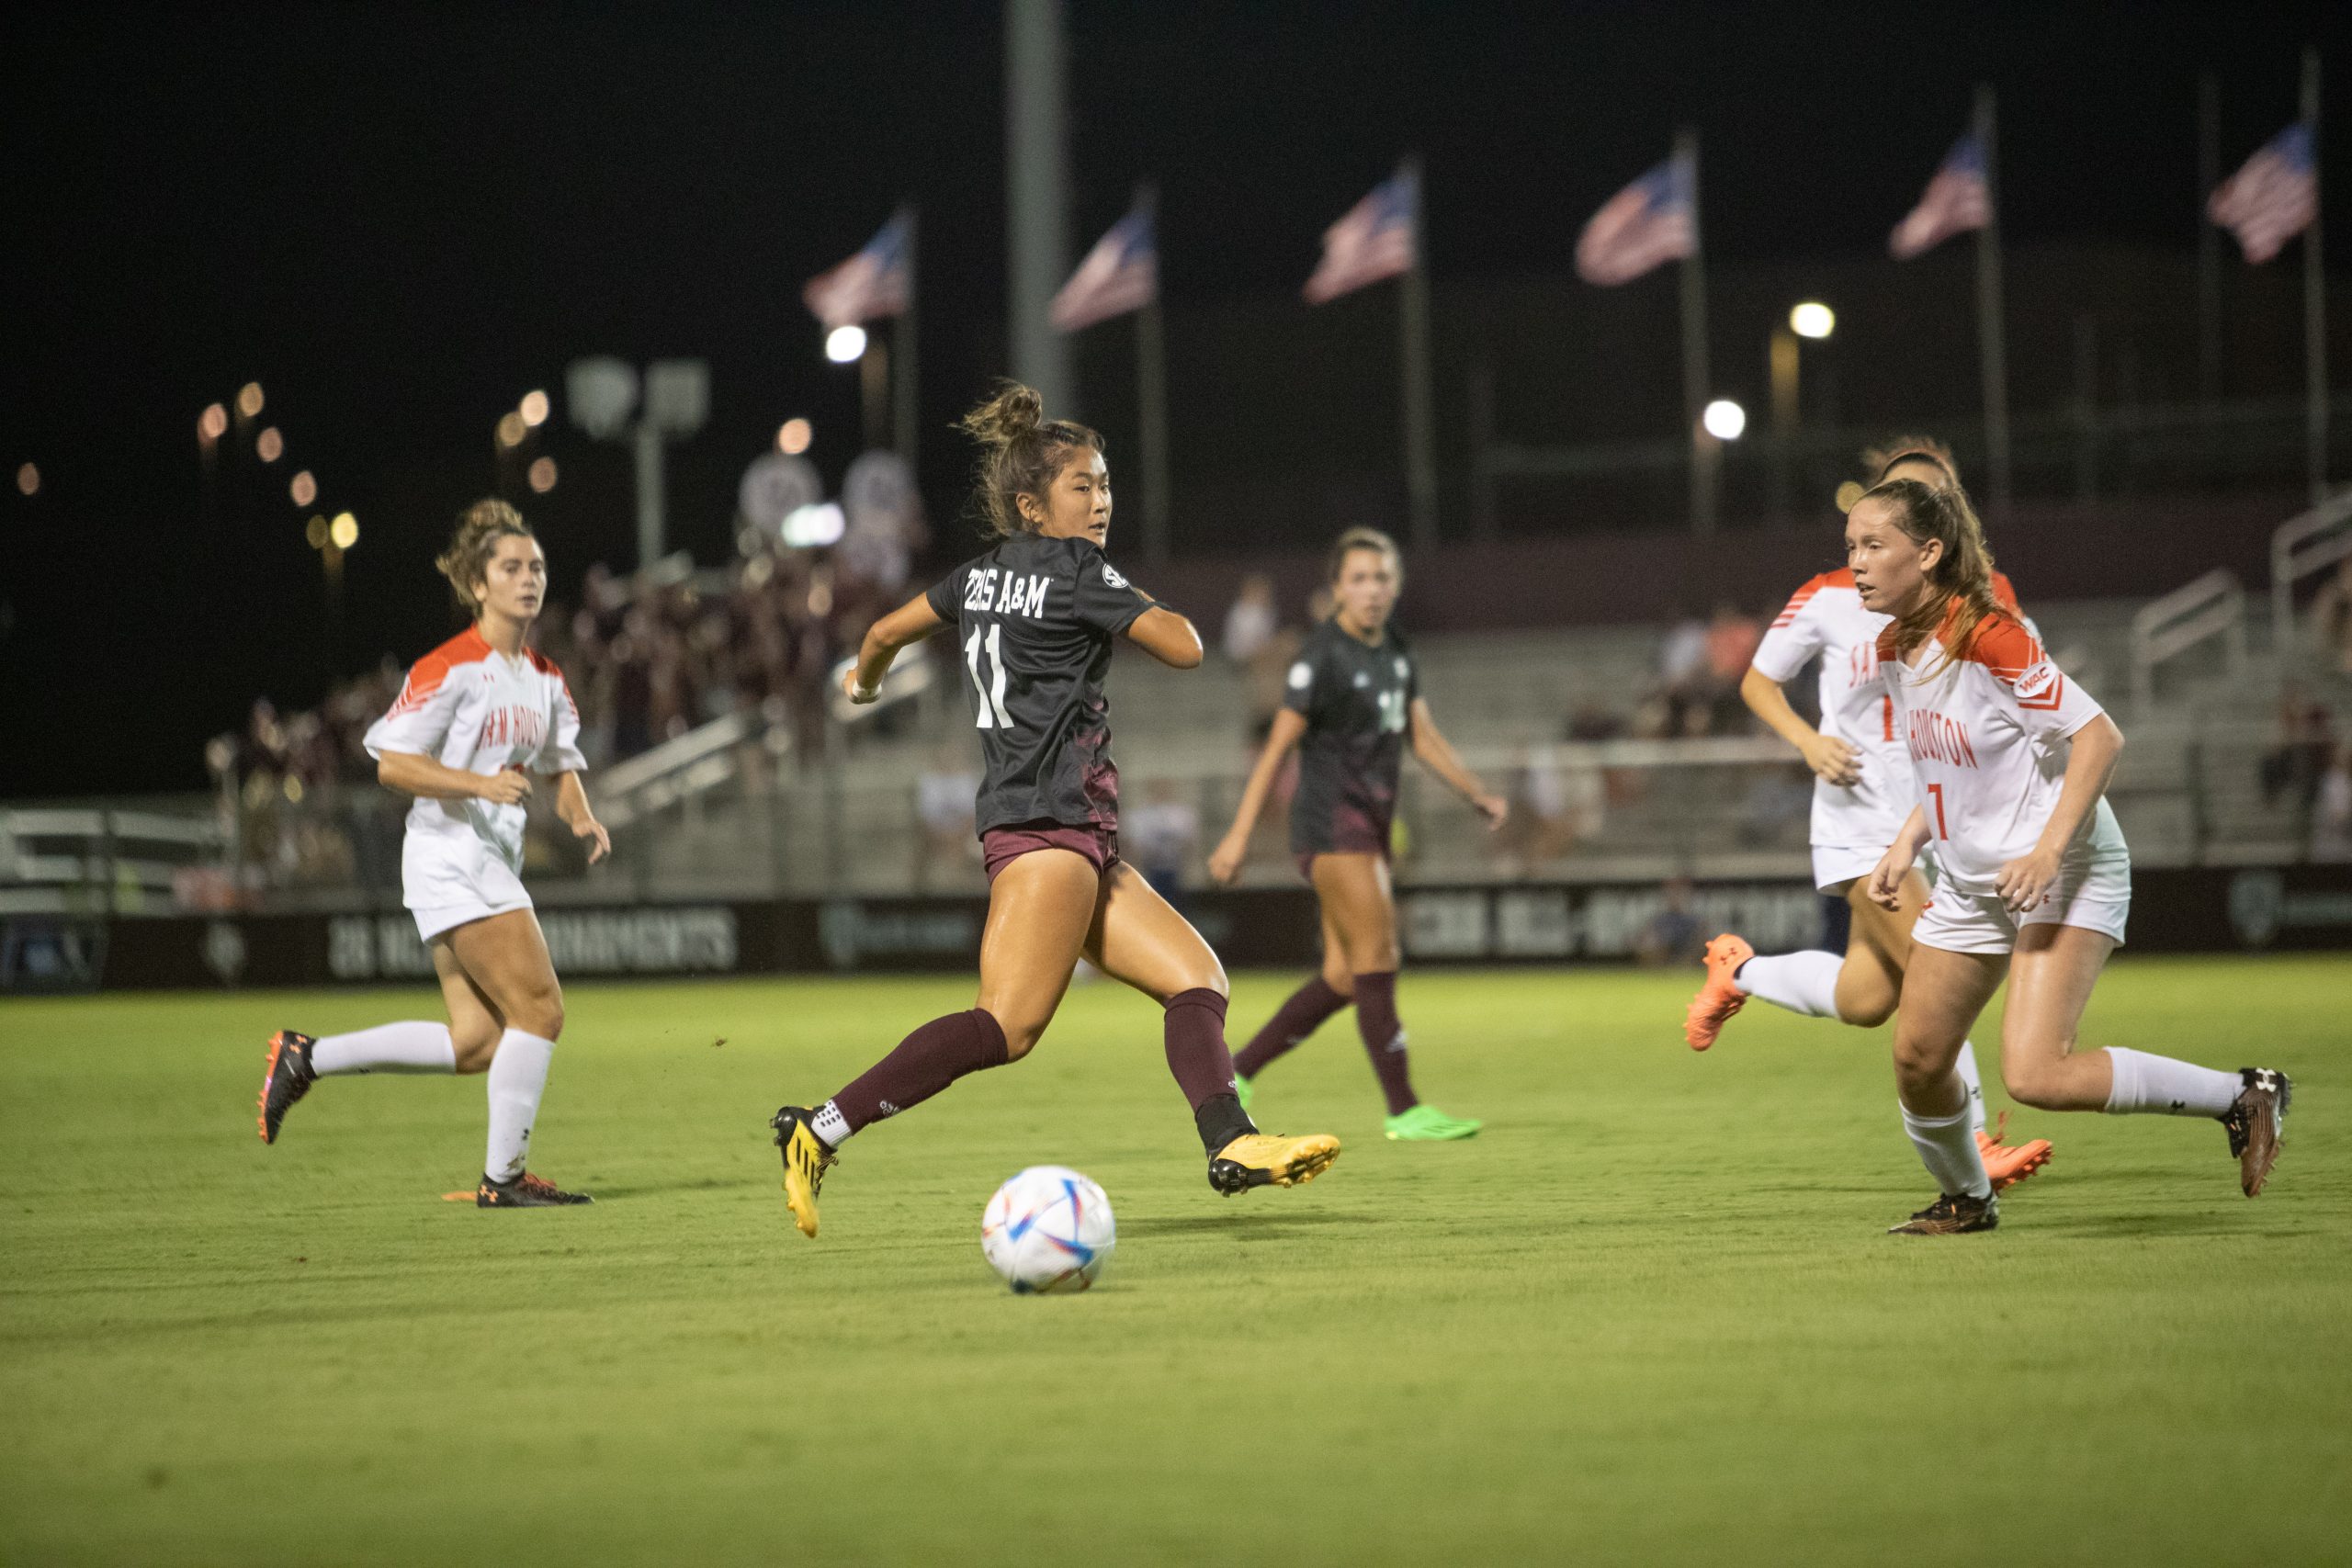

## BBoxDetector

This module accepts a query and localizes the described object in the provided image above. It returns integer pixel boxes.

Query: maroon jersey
[1284,618,1417,857]
[924,532,1155,834]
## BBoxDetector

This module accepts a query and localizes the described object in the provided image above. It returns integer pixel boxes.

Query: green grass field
[3,957,2347,1565]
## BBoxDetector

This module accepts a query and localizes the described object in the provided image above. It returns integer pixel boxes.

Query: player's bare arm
[1869,806,1931,911]
[1209,707,1310,884]
[1406,697,1506,829]
[845,594,949,702]
[377,749,531,806]
[552,772,610,863]
[1996,713,2122,913]
[1740,664,1860,784]
[1123,604,1203,669]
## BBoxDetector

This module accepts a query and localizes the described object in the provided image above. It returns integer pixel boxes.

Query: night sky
[3,0,2337,797]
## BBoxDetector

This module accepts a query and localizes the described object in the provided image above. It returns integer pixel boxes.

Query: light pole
[1770,301,1834,519]
[567,357,709,570]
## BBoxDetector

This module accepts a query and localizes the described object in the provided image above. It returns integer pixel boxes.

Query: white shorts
[1912,854,2132,955]
[402,833,533,942]
[1812,843,1885,893]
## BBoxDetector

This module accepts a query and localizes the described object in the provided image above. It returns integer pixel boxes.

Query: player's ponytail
[1865,478,2000,671]
[956,380,1103,539]
[435,498,535,615]
[1838,434,1962,512]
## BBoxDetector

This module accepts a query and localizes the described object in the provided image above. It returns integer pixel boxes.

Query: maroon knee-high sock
[831,1009,1009,1134]
[1351,971,1418,1116]
[1165,988,1255,1152]
[1232,975,1352,1077]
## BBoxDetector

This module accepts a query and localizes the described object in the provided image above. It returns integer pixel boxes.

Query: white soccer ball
[980,1166,1116,1294]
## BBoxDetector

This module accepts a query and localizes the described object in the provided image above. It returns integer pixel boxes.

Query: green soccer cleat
[1384,1104,1483,1141]
[1234,1072,1254,1114]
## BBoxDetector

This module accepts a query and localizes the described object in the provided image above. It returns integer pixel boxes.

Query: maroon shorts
[982,819,1120,883]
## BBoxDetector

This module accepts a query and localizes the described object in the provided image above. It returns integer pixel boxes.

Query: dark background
[3,0,2340,797]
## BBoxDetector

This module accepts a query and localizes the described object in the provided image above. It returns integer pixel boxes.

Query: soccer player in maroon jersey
[254,500,608,1207]
[767,385,1340,1238]
[1206,528,1506,1140]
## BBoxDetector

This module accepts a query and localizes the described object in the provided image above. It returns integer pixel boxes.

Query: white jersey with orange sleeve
[1750,569,2030,888]
[1877,604,2126,899]
[363,626,586,936]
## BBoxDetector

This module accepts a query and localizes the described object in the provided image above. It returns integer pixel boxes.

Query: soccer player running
[1683,439,2051,1189]
[1845,478,2290,1234]
[256,500,609,1208]
[768,384,1340,1238]
[1205,528,1506,1140]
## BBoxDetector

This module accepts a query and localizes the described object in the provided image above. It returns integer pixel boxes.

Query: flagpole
[2198,75,2222,407]
[1677,129,1714,535]
[895,205,920,473]
[1398,154,1440,549]
[1135,185,1172,567]
[1974,85,2013,516]
[2303,46,2327,502]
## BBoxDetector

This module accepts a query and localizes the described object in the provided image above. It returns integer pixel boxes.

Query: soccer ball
[980,1166,1116,1294]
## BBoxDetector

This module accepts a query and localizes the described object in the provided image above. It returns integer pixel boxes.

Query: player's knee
[512,987,564,1042]
[1001,1021,1046,1061]
[1321,960,1353,995]
[2001,1058,2069,1111]
[451,1027,501,1074]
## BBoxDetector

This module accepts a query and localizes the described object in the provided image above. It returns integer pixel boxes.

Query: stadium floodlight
[777,418,813,455]
[1702,399,1747,441]
[826,324,868,364]
[568,356,709,569]
[518,389,550,427]
[1790,301,1836,340]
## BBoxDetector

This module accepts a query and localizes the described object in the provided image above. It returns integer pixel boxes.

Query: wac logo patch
[2013,660,2064,710]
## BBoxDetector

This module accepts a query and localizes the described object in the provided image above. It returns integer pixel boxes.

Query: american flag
[1575,154,1695,286]
[1889,135,1991,260]
[1303,166,1419,304]
[803,210,911,330]
[2210,123,2318,265]
[1052,205,1158,332]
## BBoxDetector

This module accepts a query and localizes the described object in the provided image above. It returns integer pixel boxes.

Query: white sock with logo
[2102,1047,2240,1118]
[483,1030,557,1182]
[1901,1098,1992,1199]
[311,1021,457,1076]
[811,1102,854,1148]
[1955,1041,1987,1134]
[1733,951,1843,1018]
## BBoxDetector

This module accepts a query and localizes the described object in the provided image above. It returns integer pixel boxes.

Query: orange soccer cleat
[1682,933,1754,1051]
[1976,1112,2052,1191]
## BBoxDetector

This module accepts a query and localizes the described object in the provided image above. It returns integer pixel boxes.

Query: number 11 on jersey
[965,624,1013,729]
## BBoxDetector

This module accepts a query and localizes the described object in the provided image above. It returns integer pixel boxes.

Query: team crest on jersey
[1393,658,1408,679]
[1101,563,1128,590]
[1288,661,1312,690]
[1352,671,1371,688]
[2013,660,2064,710]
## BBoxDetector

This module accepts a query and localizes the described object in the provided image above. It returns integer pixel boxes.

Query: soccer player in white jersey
[255,500,611,1208]
[1683,439,2050,1190]
[1843,479,2290,1234]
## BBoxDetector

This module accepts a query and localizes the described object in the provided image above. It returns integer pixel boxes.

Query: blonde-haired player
[1684,438,2049,1188]
[256,499,609,1208]
[1848,478,2289,1234]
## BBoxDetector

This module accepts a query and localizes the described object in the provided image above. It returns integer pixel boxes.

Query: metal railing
[2270,486,2352,664]
[2130,569,2246,713]
[0,807,225,915]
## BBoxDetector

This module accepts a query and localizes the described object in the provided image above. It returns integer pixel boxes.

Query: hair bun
[956,380,1045,449]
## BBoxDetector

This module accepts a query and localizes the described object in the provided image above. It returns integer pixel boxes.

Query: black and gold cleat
[771,1106,837,1237]
[1887,1190,1998,1235]
[477,1171,593,1208]
[1207,1132,1341,1196]
[257,1030,317,1145]
[2222,1067,2292,1197]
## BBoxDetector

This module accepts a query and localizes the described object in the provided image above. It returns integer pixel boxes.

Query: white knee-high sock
[483,1030,557,1181]
[2102,1047,2240,1117]
[311,1021,457,1076]
[1901,1100,1991,1199]
[1734,951,1843,1018]
[1955,1041,1987,1134]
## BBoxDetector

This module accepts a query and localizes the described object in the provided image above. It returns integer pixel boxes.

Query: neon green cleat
[1384,1104,1482,1141]
[1234,1072,1254,1114]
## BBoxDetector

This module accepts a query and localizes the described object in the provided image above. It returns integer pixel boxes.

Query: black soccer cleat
[2221,1067,2292,1197]
[477,1172,594,1208]
[257,1030,318,1145]
[1887,1190,2000,1235]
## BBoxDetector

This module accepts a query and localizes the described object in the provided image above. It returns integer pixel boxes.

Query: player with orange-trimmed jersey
[1682,439,2049,1190]
[255,500,610,1208]
[1850,478,2288,1234]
